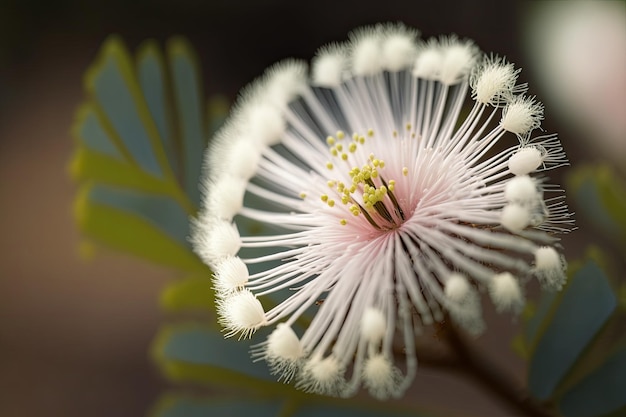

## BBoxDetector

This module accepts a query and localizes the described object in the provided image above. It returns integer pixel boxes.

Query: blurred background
[1,1,624,416]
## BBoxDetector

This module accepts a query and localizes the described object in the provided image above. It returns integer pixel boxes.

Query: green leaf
[558,348,626,417]
[151,323,278,388]
[568,165,626,244]
[527,261,618,400]
[75,183,207,272]
[71,35,226,267]
[151,395,284,417]
[160,275,215,312]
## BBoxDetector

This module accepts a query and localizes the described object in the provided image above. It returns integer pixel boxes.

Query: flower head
[192,23,574,399]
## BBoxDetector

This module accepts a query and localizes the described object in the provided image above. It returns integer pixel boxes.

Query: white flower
[192,23,574,399]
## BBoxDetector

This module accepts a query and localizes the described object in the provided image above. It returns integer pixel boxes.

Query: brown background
[0,1,610,416]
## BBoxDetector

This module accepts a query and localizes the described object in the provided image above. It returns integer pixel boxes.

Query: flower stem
[440,323,558,417]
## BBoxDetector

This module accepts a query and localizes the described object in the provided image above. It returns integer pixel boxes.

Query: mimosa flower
[192,23,574,399]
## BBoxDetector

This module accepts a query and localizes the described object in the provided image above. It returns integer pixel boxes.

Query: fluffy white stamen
[213,256,249,294]
[489,272,524,313]
[381,28,418,71]
[362,354,402,400]
[192,219,241,268]
[206,175,246,220]
[508,146,544,175]
[350,28,383,76]
[501,95,544,135]
[534,246,567,290]
[440,38,478,85]
[361,307,387,343]
[471,57,519,105]
[247,104,286,146]
[504,175,540,204]
[297,355,345,395]
[413,42,442,80]
[217,289,266,338]
[501,203,531,232]
[221,137,262,180]
[312,46,347,87]
[444,273,471,303]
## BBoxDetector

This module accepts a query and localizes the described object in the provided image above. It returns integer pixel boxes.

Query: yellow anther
[340,219,347,226]
[299,192,307,199]
[371,169,378,178]
[327,180,336,188]
[327,199,335,207]
[352,132,359,141]
[337,130,345,140]
[326,162,334,170]
[379,160,385,168]
[341,153,348,160]
[359,136,365,144]
[406,123,412,131]
[336,144,343,152]
[326,136,335,146]
[337,182,345,192]
[393,130,398,138]
[321,194,328,202]
[348,143,357,153]
[341,195,350,204]
[369,153,375,161]
[402,167,409,176]
[349,185,357,193]
[372,159,380,167]
[330,148,338,157]
[367,128,374,137]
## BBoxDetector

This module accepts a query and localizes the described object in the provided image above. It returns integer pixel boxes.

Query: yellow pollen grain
[337,130,345,140]
[393,130,398,138]
[406,123,412,131]
[340,219,347,226]
[326,136,335,146]
[326,162,334,170]
[299,192,307,199]
[341,153,348,161]
[336,144,343,152]
[367,128,374,137]
[402,167,409,176]
[352,132,359,141]
[348,143,357,153]
[321,194,328,202]
[359,136,365,144]
[327,199,335,207]
[327,180,336,188]
[330,148,338,157]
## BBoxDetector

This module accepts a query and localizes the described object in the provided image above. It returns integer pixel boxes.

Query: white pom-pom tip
[361,307,387,343]
[489,272,524,313]
[534,246,567,290]
[509,147,544,176]
[445,273,471,302]
[504,175,540,204]
[213,256,249,294]
[501,203,531,233]
[266,323,304,361]
[218,290,266,339]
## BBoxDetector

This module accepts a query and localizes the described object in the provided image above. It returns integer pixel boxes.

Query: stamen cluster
[192,23,573,399]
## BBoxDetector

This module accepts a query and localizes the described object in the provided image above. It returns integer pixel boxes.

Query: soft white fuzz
[534,246,567,290]
[312,46,346,87]
[213,256,249,294]
[192,22,574,399]
[217,289,266,339]
[504,175,539,205]
[381,26,418,71]
[508,146,544,176]
[501,95,544,136]
[489,272,524,313]
[362,354,402,400]
[471,56,520,105]
[361,307,387,343]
